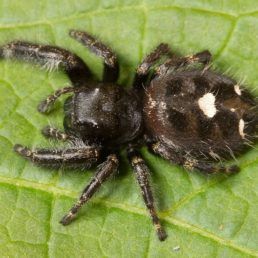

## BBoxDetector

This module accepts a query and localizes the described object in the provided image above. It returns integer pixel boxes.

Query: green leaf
[0,1,258,257]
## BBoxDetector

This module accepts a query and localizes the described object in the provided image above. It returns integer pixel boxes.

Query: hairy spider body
[63,83,142,146]
[1,30,257,241]
[144,70,257,164]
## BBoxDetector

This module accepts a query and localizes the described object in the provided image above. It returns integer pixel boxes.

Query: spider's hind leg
[69,30,119,83]
[151,142,239,175]
[183,157,239,175]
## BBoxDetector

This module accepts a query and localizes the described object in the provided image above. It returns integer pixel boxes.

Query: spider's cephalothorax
[1,30,257,241]
[63,82,142,146]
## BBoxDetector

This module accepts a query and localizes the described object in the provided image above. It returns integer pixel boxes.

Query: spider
[1,30,257,241]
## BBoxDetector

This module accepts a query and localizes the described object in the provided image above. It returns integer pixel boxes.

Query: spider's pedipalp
[38,86,75,113]
[41,126,73,141]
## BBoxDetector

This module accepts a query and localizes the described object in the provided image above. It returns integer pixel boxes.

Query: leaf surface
[0,1,258,257]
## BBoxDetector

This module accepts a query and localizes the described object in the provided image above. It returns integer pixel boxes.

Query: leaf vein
[1,177,258,256]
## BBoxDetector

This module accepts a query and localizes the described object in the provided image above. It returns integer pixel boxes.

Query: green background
[0,0,258,257]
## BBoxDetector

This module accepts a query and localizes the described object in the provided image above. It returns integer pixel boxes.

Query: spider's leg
[151,142,239,175]
[13,144,100,169]
[127,148,167,241]
[157,50,212,75]
[41,126,74,141]
[38,86,75,113]
[60,154,118,225]
[0,41,91,86]
[133,43,171,89]
[183,50,212,66]
[69,30,119,83]
[183,158,239,175]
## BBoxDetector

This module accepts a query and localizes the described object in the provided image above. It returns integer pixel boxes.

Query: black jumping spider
[1,30,257,241]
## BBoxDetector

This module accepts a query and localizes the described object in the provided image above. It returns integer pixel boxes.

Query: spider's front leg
[14,144,100,169]
[60,154,119,225]
[127,148,167,241]
[0,41,91,86]
[69,30,119,83]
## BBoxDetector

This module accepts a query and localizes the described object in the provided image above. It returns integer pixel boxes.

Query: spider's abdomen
[144,69,258,158]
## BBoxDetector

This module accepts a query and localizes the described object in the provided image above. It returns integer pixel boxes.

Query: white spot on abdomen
[234,84,241,95]
[198,93,217,118]
[239,119,245,138]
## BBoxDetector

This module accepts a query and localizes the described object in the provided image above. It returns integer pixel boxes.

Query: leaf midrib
[1,175,258,257]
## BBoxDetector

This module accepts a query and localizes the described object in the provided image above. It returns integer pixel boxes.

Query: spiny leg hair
[0,41,91,86]
[13,144,100,169]
[69,30,119,83]
[127,148,167,241]
[151,142,239,175]
[60,154,119,225]
[133,43,171,89]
